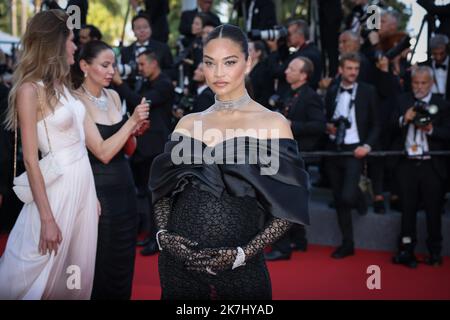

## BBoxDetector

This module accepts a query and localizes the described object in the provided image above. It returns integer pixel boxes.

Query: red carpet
[1,233,449,300]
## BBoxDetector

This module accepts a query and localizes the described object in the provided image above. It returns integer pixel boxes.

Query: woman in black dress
[73,41,149,299]
[150,25,310,300]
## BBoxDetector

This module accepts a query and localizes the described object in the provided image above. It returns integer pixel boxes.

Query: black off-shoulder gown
[89,117,138,300]
[150,133,310,300]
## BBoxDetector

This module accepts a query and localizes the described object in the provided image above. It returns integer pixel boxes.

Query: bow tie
[435,63,447,70]
[340,87,353,94]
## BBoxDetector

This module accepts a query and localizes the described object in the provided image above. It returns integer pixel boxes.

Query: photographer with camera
[390,66,450,268]
[119,14,174,90]
[265,56,326,261]
[324,53,380,259]
[113,50,174,257]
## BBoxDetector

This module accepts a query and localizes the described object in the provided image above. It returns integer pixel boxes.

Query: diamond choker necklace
[211,91,252,111]
[82,85,108,112]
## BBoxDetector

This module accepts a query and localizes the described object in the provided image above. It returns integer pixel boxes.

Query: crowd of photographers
[1,0,449,267]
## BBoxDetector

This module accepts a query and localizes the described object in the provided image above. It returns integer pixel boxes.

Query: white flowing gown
[0,85,98,299]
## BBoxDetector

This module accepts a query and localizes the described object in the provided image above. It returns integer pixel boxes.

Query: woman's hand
[130,98,150,127]
[39,218,63,256]
[186,247,238,274]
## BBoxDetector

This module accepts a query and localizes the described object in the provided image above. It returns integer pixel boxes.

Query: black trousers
[325,144,363,245]
[397,159,444,255]
[131,155,158,238]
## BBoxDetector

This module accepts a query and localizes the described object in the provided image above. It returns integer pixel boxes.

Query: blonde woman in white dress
[0,10,149,299]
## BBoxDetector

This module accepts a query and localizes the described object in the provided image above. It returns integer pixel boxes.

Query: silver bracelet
[232,246,246,270]
[156,229,168,251]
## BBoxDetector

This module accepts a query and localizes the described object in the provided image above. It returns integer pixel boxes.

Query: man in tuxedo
[179,0,221,47]
[391,66,450,268]
[113,50,174,256]
[120,13,174,89]
[130,0,170,44]
[265,57,326,261]
[427,34,449,100]
[324,53,381,259]
[79,25,102,47]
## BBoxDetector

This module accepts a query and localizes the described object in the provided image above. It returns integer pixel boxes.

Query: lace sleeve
[242,217,292,259]
[185,217,292,274]
[154,197,171,230]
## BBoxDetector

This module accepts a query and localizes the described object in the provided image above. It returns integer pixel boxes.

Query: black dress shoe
[425,254,443,266]
[264,250,291,261]
[331,245,354,259]
[373,199,386,214]
[392,250,418,268]
[140,241,159,256]
[136,237,151,247]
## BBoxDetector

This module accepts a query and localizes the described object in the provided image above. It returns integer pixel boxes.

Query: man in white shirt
[324,53,381,259]
[391,66,450,268]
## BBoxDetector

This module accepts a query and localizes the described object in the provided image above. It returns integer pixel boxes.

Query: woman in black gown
[73,41,150,299]
[150,25,310,300]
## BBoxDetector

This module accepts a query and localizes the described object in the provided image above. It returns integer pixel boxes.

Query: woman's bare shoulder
[173,112,205,134]
[255,108,293,139]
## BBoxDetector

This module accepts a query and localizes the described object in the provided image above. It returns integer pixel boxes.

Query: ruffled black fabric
[149,132,310,225]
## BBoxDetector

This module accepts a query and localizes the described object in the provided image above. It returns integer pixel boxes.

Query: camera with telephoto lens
[373,35,411,61]
[248,26,288,41]
[413,100,438,127]
[332,116,351,149]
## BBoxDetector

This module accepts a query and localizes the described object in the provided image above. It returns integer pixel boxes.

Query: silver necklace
[82,85,108,111]
[211,91,251,111]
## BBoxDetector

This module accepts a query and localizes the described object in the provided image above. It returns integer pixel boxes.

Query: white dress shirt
[332,84,360,145]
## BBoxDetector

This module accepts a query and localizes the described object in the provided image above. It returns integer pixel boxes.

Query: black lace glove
[154,197,171,230]
[158,232,215,265]
[186,247,238,274]
[242,217,292,259]
[186,217,292,275]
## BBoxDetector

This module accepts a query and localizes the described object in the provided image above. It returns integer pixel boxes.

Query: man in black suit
[234,0,278,32]
[273,19,322,95]
[120,14,174,88]
[318,0,342,77]
[324,53,381,259]
[130,0,170,44]
[391,66,450,268]
[265,57,326,261]
[179,0,221,47]
[426,34,449,100]
[113,50,174,256]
